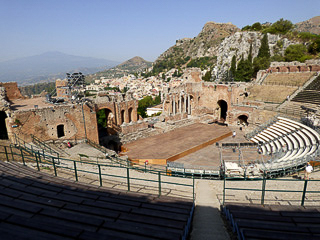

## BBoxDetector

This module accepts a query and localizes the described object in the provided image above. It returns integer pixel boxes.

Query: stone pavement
[191,179,230,240]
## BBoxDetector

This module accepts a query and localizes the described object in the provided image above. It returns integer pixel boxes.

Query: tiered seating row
[292,90,320,105]
[222,203,320,240]
[305,74,320,91]
[263,72,314,87]
[0,161,194,240]
[250,117,320,172]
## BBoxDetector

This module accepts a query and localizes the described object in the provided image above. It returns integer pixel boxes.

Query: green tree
[96,110,107,128]
[137,96,153,118]
[235,56,253,82]
[202,69,212,82]
[308,39,320,55]
[137,95,162,118]
[230,55,237,77]
[264,18,293,34]
[258,34,270,59]
[251,22,262,31]
[251,34,271,77]
[248,44,253,63]
[285,44,309,62]
[253,57,270,76]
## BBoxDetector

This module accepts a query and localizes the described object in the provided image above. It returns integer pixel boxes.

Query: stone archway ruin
[0,111,8,140]
[217,100,228,121]
[128,107,133,123]
[237,114,249,126]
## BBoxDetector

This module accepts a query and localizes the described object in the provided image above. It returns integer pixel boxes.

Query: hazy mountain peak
[0,52,119,85]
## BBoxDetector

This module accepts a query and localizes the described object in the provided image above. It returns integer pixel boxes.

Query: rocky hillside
[151,16,320,81]
[295,16,320,35]
[214,32,297,78]
[154,22,239,66]
[86,56,152,81]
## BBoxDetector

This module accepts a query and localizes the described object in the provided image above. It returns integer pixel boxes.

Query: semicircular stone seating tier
[250,117,320,170]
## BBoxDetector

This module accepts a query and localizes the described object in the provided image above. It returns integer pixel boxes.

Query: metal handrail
[223,171,320,206]
[31,134,60,156]
[0,144,195,201]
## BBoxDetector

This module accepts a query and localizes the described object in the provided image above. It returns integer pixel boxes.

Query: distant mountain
[294,16,320,35]
[0,51,119,85]
[86,56,152,81]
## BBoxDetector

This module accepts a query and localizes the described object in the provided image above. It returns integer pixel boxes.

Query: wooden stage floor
[122,123,232,164]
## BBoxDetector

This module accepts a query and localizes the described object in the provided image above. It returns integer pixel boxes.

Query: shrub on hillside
[263,18,293,34]
[284,44,311,62]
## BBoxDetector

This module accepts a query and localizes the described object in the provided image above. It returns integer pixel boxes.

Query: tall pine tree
[258,34,270,59]
[230,55,237,78]
[253,34,271,77]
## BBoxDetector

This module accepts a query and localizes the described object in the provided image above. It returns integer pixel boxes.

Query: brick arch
[120,109,125,124]
[128,107,133,122]
[217,99,228,121]
[236,114,249,125]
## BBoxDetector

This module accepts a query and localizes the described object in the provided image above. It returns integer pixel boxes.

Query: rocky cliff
[156,22,239,62]
[214,32,297,79]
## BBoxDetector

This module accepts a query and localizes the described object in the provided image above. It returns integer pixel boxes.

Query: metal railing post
[20,148,25,165]
[223,173,226,205]
[192,174,195,202]
[35,153,40,171]
[127,168,130,191]
[301,180,308,206]
[4,146,9,162]
[74,161,78,181]
[98,165,102,186]
[10,145,14,161]
[158,172,161,196]
[52,157,57,176]
[261,171,266,205]
[38,151,41,163]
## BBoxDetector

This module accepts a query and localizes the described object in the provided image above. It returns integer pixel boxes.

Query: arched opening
[107,140,119,152]
[276,67,280,72]
[189,95,194,115]
[0,111,8,140]
[180,96,184,113]
[96,108,116,137]
[287,67,290,73]
[128,108,133,122]
[57,124,65,138]
[121,110,125,124]
[308,66,312,72]
[237,115,249,126]
[217,100,228,121]
[297,66,301,72]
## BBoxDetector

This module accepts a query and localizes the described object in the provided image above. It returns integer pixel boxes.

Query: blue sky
[1,0,319,63]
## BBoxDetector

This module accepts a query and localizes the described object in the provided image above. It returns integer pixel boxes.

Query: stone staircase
[276,73,320,114]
